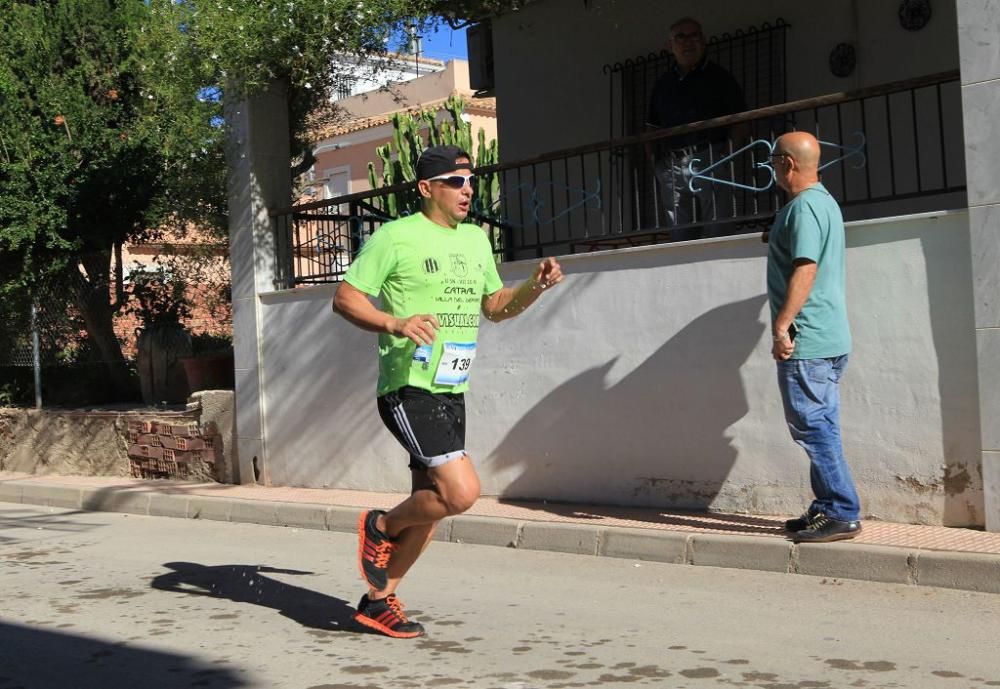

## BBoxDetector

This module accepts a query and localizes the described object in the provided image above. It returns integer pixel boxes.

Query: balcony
[273,70,964,288]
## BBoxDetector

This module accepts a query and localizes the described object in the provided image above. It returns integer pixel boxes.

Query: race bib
[434,342,477,386]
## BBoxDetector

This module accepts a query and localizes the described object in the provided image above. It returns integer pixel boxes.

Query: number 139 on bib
[434,342,477,386]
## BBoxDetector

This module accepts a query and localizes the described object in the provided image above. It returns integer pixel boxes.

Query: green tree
[142,0,514,182]
[1,0,516,399]
[0,0,224,397]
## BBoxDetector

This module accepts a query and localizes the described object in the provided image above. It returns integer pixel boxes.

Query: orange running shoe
[357,509,394,591]
[354,593,425,638]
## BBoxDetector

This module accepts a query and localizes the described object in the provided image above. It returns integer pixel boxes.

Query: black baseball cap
[415,145,472,181]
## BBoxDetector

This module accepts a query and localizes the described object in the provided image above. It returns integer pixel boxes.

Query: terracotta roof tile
[307,94,496,143]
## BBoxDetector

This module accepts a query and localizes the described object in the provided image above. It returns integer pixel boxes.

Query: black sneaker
[354,593,425,638]
[792,513,862,543]
[784,511,818,532]
[357,510,394,591]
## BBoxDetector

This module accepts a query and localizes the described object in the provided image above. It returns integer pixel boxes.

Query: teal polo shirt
[766,183,851,359]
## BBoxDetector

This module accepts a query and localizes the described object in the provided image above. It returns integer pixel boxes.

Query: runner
[332,144,564,638]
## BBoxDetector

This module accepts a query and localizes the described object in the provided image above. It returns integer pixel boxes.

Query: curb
[2,479,999,595]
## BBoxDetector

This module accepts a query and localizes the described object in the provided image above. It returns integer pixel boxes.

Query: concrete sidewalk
[2,471,999,595]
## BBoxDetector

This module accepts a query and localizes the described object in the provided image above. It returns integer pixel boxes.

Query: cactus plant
[367,95,499,229]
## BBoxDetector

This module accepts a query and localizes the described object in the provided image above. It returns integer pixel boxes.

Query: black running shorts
[377,386,466,470]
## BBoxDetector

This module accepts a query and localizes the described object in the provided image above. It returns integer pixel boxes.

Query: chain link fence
[0,269,133,407]
[1,251,233,408]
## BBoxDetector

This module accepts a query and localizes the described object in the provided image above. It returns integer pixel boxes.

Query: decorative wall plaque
[899,0,932,31]
[829,43,857,78]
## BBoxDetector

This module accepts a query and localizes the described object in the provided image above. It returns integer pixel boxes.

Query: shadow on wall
[257,291,387,487]
[0,620,246,689]
[489,294,768,510]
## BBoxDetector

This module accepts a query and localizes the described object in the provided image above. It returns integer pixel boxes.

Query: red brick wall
[113,250,232,358]
[126,418,219,479]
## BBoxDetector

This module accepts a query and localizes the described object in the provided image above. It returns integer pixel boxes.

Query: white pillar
[957,0,1000,530]
[224,80,291,484]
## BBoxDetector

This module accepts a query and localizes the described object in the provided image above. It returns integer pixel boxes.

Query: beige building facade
[306,59,497,203]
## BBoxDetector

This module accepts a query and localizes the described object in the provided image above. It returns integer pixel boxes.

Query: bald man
[766,132,862,543]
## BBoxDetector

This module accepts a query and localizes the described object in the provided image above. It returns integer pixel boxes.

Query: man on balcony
[647,17,746,239]
[767,131,862,543]
[332,145,564,638]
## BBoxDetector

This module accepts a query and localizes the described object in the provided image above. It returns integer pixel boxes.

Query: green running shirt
[344,213,504,396]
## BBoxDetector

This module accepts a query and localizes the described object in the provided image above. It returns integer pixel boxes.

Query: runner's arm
[481,257,563,323]
[333,281,439,345]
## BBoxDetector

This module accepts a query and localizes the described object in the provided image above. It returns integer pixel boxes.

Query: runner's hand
[391,314,439,345]
[531,257,564,291]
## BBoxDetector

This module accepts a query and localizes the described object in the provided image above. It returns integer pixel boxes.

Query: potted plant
[128,266,193,405]
[180,332,234,392]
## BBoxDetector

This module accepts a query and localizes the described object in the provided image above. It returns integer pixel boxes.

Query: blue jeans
[776,355,861,521]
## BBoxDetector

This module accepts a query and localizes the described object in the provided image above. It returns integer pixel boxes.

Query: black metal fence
[274,70,965,286]
[273,195,389,286]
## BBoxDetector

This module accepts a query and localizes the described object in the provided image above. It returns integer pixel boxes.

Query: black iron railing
[273,70,965,287]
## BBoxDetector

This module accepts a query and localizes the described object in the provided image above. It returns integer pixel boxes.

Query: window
[334,77,356,101]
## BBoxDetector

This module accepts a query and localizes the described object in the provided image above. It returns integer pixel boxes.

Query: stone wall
[0,390,235,483]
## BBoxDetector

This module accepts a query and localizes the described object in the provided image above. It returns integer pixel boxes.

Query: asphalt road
[1,503,998,689]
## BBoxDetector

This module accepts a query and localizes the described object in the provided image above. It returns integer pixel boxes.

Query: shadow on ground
[150,562,369,634]
[498,499,788,536]
[0,620,246,689]
[0,507,105,546]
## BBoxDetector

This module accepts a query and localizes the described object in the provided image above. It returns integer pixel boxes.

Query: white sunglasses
[426,173,476,189]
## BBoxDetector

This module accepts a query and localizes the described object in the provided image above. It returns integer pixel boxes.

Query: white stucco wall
[492,0,960,159]
[258,210,982,526]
